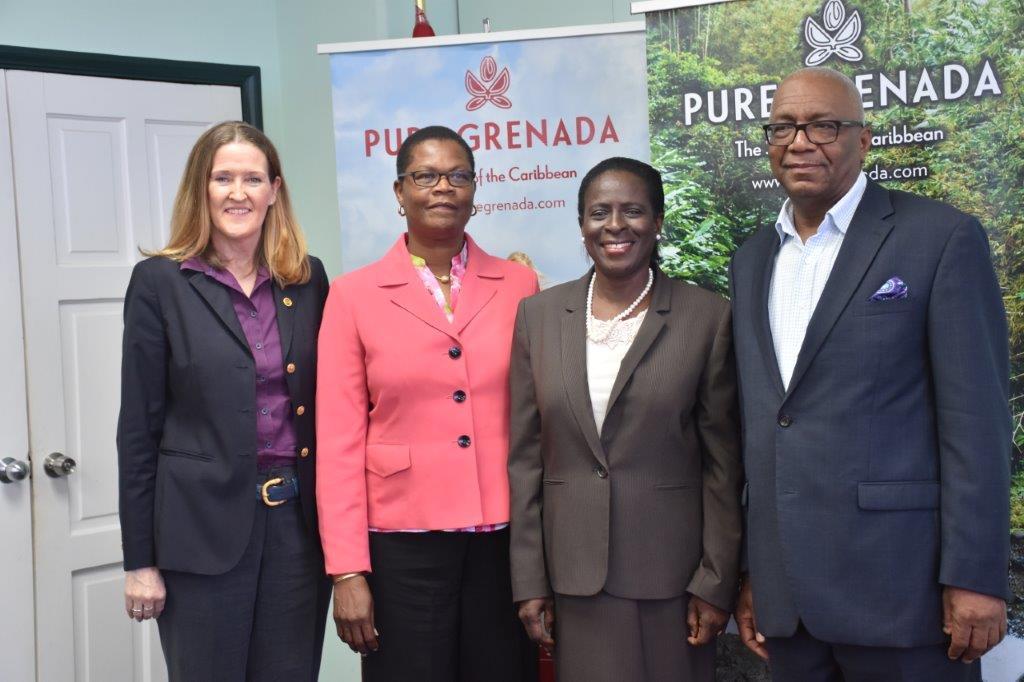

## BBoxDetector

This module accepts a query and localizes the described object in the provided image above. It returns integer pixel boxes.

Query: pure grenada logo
[804,0,864,65]
[466,56,511,111]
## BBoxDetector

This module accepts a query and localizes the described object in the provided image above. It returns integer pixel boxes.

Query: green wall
[0,1,636,679]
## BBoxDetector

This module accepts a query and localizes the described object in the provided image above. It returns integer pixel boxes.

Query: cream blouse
[586,309,647,433]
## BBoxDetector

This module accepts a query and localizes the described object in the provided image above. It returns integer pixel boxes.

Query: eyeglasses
[762,120,864,146]
[397,169,476,188]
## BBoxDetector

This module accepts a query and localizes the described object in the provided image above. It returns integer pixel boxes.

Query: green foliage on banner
[647,0,1024,461]
[1013,469,1024,533]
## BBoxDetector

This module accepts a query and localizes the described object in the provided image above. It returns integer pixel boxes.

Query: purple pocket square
[870,277,908,301]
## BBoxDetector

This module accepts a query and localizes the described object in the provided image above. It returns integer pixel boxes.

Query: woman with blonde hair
[117,121,331,681]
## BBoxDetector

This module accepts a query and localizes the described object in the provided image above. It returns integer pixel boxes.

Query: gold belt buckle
[261,477,287,507]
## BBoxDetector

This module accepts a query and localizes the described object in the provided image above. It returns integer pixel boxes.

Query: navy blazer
[117,255,329,575]
[730,181,1010,647]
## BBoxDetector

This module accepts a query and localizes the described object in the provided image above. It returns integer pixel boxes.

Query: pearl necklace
[586,268,654,343]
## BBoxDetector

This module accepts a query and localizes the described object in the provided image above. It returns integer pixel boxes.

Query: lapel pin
[282,297,293,307]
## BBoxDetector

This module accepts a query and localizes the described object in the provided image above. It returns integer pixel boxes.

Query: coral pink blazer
[316,234,539,574]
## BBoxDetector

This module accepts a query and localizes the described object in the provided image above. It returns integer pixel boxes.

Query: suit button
[299,447,310,458]
[296,405,306,416]
[593,465,608,479]
[778,414,792,428]
[453,390,467,403]
[282,297,293,307]
[457,435,471,448]
[449,346,462,359]
[286,363,296,374]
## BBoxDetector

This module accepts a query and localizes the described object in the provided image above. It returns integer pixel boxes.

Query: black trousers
[765,622,982,682]
[363,528,538,682]
[157,469,331,682]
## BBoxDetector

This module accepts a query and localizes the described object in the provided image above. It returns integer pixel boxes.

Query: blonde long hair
[148,121,310,286]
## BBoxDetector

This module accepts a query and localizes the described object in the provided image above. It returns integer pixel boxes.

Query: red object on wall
[538,645,555,682]
[412,0,435,37]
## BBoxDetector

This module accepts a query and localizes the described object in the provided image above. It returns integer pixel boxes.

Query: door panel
[146,122,212,246]
[7,69,241,681]
[48,117,131,263]
[0,69,36,682]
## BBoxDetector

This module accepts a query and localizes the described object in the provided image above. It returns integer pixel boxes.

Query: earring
[580,236,585,243]
[655,233,664,242]
[471,206,478,216]
[398,205,406,216]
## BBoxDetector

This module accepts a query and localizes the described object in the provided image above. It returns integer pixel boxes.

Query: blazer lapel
[377,238,457,340]
[605,271,669,416]
[785,182,895,398]
[272,280,295,360]
[388,282,456,339]
[561,273,608,467]
[186,270,250,353]
[453,238,500,335]
[752,230,786,398]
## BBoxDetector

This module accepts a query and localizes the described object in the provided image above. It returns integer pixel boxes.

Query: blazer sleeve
[116,261,167,571]
[686,302,744,611]
[316,279,372,575]
[508,299,552,602]
[929,217,1011,600]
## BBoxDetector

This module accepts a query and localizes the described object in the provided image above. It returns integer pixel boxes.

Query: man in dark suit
[730,67,1010,681]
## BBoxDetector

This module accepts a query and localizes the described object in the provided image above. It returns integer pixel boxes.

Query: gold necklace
[435,272,452,284]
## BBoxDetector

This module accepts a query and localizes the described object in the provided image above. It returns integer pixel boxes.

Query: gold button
[286,363,296,374]
[300,447,310,458]
[296,405,305,416]
[282,297,293,307]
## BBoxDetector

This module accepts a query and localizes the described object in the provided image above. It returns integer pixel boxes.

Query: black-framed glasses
[762,120,864,146]
[397,169,476,188]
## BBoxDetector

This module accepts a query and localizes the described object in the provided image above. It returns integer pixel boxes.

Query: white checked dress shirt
[769,172,867,389]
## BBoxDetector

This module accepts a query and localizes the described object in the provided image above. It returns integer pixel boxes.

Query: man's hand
[518,597,555,651]
[943,585,1006,663]
[735,578,768,660]
[686,595,728,646]
[333,575,379,654]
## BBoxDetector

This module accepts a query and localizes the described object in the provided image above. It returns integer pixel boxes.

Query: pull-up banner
[634,0,1019,296]
[634,0,1022,678]
[319,24,649,283]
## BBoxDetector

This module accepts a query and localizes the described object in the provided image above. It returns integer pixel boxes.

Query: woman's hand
[124,567,166,622]
[686,595,729,646]
[517,597,555,651]
[333,575,379,654]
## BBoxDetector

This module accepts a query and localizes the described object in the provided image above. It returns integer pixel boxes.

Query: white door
[0,69,36,682]
[6,70,242,682]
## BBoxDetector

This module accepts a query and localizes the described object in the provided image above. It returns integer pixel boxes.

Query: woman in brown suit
[508,157,743,682]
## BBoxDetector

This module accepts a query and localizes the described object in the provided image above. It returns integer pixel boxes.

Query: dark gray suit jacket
[117,255,329,574]
[509,270,743,610]
[730,180,1011,647]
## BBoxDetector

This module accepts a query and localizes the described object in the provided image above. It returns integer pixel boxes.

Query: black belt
[257,476,299,507]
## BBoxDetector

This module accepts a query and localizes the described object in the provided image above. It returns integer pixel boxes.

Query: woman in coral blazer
[316,126,538,681]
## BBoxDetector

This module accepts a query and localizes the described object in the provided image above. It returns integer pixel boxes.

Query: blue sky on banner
[330,31,649,283]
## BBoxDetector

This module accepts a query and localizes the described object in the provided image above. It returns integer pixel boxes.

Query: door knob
[0,457,29,484]
[44,452,77,478]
